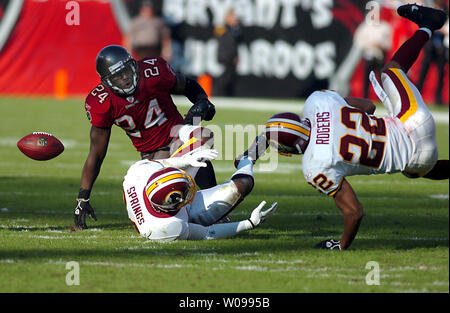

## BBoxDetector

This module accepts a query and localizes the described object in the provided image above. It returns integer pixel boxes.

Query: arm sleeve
[184,77,208,104]
[187,220,253,240]
[170,73,208,104]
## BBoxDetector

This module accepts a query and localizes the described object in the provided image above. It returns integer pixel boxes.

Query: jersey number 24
[114,99,168,138]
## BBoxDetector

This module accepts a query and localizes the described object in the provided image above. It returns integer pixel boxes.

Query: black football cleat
[397,4,448,32]
[234,133,269,168]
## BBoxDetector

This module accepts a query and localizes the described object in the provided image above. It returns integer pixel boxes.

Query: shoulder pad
[85,84,112,114]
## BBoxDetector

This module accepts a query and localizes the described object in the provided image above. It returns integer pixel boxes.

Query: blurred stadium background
[0,0,448,104]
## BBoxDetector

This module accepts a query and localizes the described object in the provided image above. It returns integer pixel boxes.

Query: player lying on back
[265,4,449,250]
[122,136,277,241]
[74,45,217,230]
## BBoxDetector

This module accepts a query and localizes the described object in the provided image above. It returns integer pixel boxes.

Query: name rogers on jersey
[127,186,145,225]
[316,112,331,144]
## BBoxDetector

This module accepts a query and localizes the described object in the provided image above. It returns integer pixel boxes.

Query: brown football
[17,132,64,161]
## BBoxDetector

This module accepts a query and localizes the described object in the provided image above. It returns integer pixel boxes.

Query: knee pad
[189,181,242,226]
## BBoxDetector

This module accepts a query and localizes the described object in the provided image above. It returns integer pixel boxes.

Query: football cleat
[265,112,311,155]
[145,167,197,214]
[234,133,269,168]
[397,4,448,31]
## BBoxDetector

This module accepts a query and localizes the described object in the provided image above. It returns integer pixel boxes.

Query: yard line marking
[2,228,447,242]
[429,194,449,200]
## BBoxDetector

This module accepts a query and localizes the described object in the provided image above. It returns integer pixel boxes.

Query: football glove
[74,198,97,230]
[162,148,218,169]
[315,239,341,250]
[183,98,216,125]
[183,148,218,167]
[248,201,278,229]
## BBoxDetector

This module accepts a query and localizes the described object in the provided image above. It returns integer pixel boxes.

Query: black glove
[183,98,216,125]
[74,198,97,230]
[315,239,341,250]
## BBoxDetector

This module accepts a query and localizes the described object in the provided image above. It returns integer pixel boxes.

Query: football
[17,132,64,161]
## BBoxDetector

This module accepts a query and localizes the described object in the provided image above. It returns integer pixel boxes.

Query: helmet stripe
[146,169,182,185]
[266,121,310,137]
[267,118,310,131]
[146,173,187,197]
[266,126,310,141]
[147,178,190,202]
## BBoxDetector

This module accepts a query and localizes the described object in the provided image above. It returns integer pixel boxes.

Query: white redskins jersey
[302,90,413,196]
[123,159,190,241]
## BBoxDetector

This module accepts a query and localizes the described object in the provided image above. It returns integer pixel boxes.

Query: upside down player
[122,140,277,241]
[265,4,449,250]
[74,45,217,230]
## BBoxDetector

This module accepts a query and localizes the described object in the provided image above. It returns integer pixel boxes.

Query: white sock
[231,157,254,180]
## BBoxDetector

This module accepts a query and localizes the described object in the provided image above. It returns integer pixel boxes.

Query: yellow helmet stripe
[145,173,186,197]
[170,137,199,158]
[266,121,310,137]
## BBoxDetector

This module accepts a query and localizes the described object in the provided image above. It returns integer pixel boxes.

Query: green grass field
[0,96,448,294]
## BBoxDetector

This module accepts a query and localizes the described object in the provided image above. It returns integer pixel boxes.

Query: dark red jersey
[84,57,184,152]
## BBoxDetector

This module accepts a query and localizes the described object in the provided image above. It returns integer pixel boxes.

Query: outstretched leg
[383,4,447,73]
[188,135,270,225]
[381,4,448,179]
[234,133,269,168]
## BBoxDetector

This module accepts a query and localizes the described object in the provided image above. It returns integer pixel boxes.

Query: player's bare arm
[312,179,364,250]
[80,126,111,191]
[332,179,364,250]
[344,97,376,115]
[74,126,111,229]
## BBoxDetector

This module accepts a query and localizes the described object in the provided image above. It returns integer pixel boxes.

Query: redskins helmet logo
[144,167,196,213]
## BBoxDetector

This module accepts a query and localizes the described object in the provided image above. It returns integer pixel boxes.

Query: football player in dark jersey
[74,45,217,230]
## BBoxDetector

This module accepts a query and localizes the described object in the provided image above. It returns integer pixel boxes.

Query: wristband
[78,188,91,200]
[247,218,255,229]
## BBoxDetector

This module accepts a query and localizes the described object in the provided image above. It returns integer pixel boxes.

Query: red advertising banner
[0,0,447,104]
[0,0,123,96]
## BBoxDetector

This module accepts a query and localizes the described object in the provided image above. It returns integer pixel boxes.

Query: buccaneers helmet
[144,167,197,213]
[265,112,311,155]
[96,45,139,96]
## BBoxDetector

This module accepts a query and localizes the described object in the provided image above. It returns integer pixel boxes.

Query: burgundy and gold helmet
[265,112,311,155]
[144,167,197,214]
